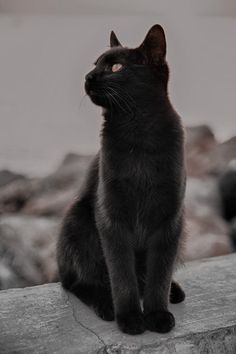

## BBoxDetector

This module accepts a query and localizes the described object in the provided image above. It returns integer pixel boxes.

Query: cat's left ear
[110,31,122,47]
[139,24,166,63]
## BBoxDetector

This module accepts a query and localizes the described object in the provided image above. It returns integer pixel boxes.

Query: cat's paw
[170,282,185,304]
[144,310,175,333]
[94,303,115,321]
[116,311,145,335]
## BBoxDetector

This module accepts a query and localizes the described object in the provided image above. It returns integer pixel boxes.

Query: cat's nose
[85,72,95,94]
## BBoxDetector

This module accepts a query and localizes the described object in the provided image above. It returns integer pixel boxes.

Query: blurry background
[0,0,236,289]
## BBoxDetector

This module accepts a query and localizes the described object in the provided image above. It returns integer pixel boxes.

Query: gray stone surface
[0,254,236,353]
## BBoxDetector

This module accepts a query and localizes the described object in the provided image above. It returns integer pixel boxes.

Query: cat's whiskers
[103,89,114,116]
[109,83,136,107]
[107,88,127,111]
[79,94,87,107]
[107,86,133,113]
[106,90,126,113]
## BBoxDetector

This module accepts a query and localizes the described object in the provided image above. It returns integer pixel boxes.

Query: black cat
[57,24,186,335]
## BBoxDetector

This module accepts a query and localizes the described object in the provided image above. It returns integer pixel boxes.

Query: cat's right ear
[110,31,122,48]
[139,24,166,64]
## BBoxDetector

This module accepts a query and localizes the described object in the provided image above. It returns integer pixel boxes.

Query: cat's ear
[139,24,166,63]
[110,31,122,48]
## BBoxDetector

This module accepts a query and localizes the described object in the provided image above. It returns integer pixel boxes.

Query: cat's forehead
[95,47,142,65]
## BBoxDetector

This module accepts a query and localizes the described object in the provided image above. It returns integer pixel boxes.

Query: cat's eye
[111,63,123,72]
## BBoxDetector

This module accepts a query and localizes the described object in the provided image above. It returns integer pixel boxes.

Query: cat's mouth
[84,80,92,96]
[85,80,101,97]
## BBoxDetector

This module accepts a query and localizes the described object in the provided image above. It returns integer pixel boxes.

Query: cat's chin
[88,93,107,108]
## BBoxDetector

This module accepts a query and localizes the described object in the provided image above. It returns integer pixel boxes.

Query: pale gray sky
[0,2,235,176]
[1,0,236,16]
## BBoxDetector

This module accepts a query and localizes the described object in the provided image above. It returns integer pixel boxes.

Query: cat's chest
[116,150,159,183]
[113,152,161,218]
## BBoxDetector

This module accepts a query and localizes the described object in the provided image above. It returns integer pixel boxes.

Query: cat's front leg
[143,217,182,333]
[97,221,145,335]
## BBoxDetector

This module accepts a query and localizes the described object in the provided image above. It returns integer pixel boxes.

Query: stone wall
[1,254,236,353]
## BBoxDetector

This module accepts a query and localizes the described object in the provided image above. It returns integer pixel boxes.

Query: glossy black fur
[57,25,186,335]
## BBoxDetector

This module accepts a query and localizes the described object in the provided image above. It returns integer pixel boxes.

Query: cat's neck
[102,93,173,130]
[101,94,179,152]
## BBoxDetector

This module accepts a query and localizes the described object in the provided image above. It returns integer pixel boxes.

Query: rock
[185,216,231,260]
[208,137,236,175]
[0,179,39,214]
[20,153,93,216]
[39,153,93,192]
[0,215,59,289]
[180,128,236,177]
[0,154,93,216]
[0,170,26,188]
[22,188,77,216]
[185,125,217,177]
[185,176,221,217]
[184,177,232,260]
[185,125,216,149]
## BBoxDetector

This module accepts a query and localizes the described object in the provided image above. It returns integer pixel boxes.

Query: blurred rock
[185,216,231,261]
[185,125,216,150]
[0,179,39,214]
[0,153,93,216]
[185,125,217,177]
[208,137,236,175]
[184,176,232,260]
[21,153,92,216]
[0,215,59,290]
[39,153,93,192]
[22,188,76,217]
[185,176,221,217]
[0,170,26,188]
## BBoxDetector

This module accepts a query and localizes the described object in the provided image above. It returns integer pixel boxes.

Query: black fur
[57,25,186,335]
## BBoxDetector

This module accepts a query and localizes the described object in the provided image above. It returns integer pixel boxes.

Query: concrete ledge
[0,254,236,353]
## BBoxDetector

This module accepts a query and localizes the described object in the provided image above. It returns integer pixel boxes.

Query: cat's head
[85,25,169,111]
